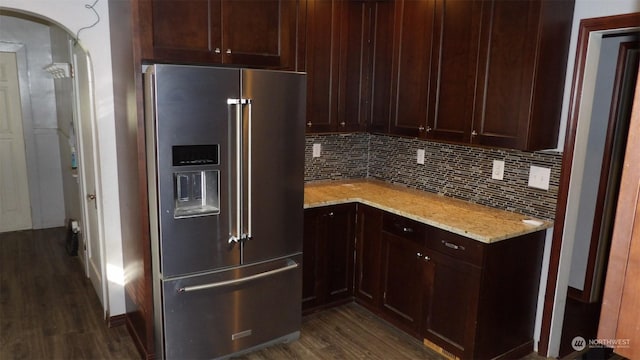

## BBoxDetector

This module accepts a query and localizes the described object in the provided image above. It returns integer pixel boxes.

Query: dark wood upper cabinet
[367,1,395,133]
[304,0,343,132]
[338,1,374,132]
[304,0,394,133]
[314,0,574,150]
[426,0,482,144]
[472,0,574,150]
[388,0,435,137]
[140,0,298,69]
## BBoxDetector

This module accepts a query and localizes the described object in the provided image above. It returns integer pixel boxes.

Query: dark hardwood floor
[1,227,554,360]
[0,227,138,359]
[234,304,447,360]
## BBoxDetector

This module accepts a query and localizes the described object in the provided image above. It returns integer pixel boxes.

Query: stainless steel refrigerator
[144,64,306,359]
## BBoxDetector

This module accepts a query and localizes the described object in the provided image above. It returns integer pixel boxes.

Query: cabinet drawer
[382,212,427,244]
[427,228,484,266]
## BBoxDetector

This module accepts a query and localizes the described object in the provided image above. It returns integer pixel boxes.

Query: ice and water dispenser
[172,145,220,218]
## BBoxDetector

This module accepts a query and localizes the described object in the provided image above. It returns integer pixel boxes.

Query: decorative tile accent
[305,133,563,221]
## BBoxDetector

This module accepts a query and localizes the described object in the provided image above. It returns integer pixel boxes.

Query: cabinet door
[302,207,322,311]
[142,0,297,68]
[221,0,298,69]
[147,0,222,64]
[422,250,481,359]
[380,231,425,337]
[305,0,343,132]
[354,204,383,310]
[302,204,355,312]
[324,204,356,304]
[338,1,372,132]
[427,0,481,143]
[366,1,395,133]
[389,0,436,137]
[473,0,540,149]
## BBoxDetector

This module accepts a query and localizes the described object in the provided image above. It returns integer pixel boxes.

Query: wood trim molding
[107,314,127,328]
[538,12,640,356]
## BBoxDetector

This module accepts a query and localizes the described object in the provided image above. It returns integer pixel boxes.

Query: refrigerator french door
[145,64,306,359]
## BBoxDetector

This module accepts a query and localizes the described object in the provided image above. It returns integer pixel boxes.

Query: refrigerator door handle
[227,98,244,244]
[245,98,253,240]
[177,260,299,293]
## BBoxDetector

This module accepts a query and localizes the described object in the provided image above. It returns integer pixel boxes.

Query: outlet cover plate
[312,143,321,158]
[492,160,505,180]
[417,149,425,165]
[528,165,550,190]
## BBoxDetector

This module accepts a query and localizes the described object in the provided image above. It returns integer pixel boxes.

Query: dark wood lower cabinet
[378,211,430,337]
[380,231,425,337]
[302,203,356,313]
[354,204,383,312]
[303,203,545,359]
[422,250,482,359]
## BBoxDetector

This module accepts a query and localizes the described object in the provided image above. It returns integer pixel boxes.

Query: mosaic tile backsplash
[305,133,562,221]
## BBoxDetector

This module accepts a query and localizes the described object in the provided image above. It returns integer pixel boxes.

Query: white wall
[50,25,83,225]
[0,15,66,229]
[0,0,126,317]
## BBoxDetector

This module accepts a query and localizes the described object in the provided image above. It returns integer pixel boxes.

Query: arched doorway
[0,9,106,313]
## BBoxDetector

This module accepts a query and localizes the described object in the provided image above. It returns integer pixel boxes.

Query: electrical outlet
[312,143,321,158]
[417,149,425,165]
[492,160,505,180]
[528,165,551,190]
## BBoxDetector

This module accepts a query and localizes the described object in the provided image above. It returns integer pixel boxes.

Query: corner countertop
[304,179,552,244]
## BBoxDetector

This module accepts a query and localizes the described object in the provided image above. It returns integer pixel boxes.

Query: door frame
[71,47,108,315]
[566,39,639,303]
[538,13,640,357]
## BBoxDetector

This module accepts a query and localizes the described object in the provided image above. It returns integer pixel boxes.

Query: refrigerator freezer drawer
[161,255,302,359]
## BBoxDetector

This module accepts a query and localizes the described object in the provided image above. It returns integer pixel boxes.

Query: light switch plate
[417,149,425,165]
[312,143,321,158]
[492,160,505,180]
[528,165,551,190]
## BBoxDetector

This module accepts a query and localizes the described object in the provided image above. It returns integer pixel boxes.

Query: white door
[0,52,32,233]
[72,48,105,309]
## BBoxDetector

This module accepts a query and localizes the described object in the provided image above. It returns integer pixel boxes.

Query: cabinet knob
[471,130,478,136]
[418,125,425,132]
[307,121,313,127]
[416,252,423,258]
[226,49,232,54]
[426,126,432,133]
[327,212,334,218]
[214,48,221,54]
[424,255,431,262]
[340,121,346,127]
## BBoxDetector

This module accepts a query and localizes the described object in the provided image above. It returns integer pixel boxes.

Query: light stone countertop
[304,179,552,244]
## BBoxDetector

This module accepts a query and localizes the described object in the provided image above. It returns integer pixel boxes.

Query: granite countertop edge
[304,179,553,244]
